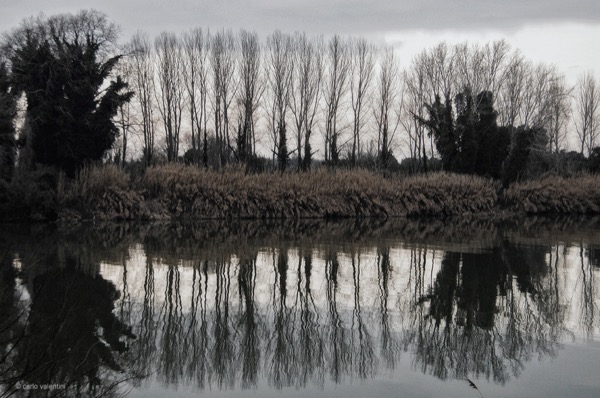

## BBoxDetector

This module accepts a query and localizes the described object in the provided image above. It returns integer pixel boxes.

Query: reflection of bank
[0,244,136,397]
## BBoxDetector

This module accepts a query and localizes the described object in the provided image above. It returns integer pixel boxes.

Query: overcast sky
[1,0,599,82]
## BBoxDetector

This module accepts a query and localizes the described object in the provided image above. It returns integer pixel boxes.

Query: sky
[1,0,599,85]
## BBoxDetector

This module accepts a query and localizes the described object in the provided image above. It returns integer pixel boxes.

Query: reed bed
[138,165,498,219]
[5,164,505,222]
[503,174,600,214]
[52,164,600,221]
[67,164,131,198]
[58,164,153,221]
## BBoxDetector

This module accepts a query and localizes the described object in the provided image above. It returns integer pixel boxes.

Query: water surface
[1,218,599,397]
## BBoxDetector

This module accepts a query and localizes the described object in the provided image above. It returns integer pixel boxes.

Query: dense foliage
[0,62,17,181]
[415,89,552,184]
[4,10,132,176]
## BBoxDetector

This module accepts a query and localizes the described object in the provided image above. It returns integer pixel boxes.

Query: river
[1,217,599,397]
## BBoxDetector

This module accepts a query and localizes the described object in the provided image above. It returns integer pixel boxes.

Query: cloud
[279,0,600,33]
[191,0,600,35]
[2,0,599,39]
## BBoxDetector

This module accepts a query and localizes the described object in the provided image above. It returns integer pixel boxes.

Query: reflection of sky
[2,1,599,85]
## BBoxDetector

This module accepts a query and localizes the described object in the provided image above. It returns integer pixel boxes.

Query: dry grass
[67,164,131,199]
[8,160,600,222]
[51,163,600,220]
[503,174,600,214]
[143,164,386,196]
[55,164,147,221]
[139,165,498,219]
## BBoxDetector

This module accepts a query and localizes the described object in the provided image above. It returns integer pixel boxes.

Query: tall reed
[503,174,600,213]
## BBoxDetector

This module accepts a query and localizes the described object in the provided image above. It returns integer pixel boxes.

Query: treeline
[0,9,599,186]
[117,26,600,179]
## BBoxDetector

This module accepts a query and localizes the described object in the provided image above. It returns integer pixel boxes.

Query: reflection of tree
[458,252,506,330]
[589,247,600,268]
[128,256,157,386]
[158,263,185,386]
[295,250,324,387]
[3,258,135,396]
[237,253,260,388]
[188,260,210,388]
[114,230,585,392]
[351,249,376,379]
[377,246,399,369]
[325,249,351,383]
[579,244,596,338]
[212,255,235,389]
[414,245,563,384]
[0,252,24,392]
[268,247,296,388]
[428,252,459,328]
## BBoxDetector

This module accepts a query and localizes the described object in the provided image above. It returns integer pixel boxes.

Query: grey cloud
[249,0,600,34]
[1,0,599,39]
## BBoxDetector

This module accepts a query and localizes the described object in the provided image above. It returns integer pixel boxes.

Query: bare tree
[575,71,600,156]
[349,37,376,166]
[374,48,399,169]
[323,35,351,166]
[497,51,527,131]
[182,28,210,165]
[440,40,511,112]
[520,63,555,130]
[453,40,511,99]
[210,30,237,167]
[115,59,134,166]
[402,53,431,171]
[265,30,294,172]
[454,42,486,97]
[423,42,455,99]
[289,33,324,171]
[481,40,511,97]
[129,32,156,166]
[545,72,572,153]
[155,32,185,162]
[422,42,455,159]
[236,29,262,165]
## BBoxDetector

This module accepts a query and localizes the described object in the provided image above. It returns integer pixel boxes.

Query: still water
[1,218,599,397]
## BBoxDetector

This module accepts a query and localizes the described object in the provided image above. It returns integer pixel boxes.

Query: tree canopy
[4,10,132,176]
[416,89,510,179]
[0,61,17,181]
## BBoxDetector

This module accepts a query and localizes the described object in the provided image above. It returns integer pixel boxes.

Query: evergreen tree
[501,125,546,187]
[378,123,393,170]
[8,11,133,176]
[589,147,600,173]
[0,62,17,181]
[475,91,509,178]
[417,89,509,178]
[277,121,288,172]
[416,95,457,171]
[454,89,478,173]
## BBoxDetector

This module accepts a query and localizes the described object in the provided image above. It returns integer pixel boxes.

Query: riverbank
[1,164,599,222]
